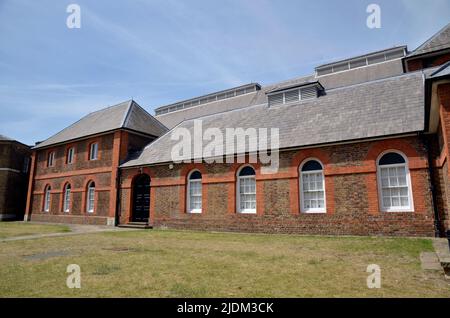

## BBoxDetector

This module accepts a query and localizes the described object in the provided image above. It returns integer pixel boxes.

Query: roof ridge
[120,100,134,128]
[411,22,450,54]
[131,101,169,132]
[33,99,132,149]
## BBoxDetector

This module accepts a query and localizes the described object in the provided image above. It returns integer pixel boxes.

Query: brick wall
[406,52,450,72]
[432,83,450,233]
[0,141,30,220]
[120,136,436,237]
[27,130,154,225]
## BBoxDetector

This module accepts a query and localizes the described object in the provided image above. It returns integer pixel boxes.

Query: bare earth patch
[0,228,449,297]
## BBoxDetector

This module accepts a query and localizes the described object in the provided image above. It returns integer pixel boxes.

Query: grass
[0,226,449,297]
[0,222,70,239]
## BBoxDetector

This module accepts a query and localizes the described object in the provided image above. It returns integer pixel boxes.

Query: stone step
[117,222,152,229]
[432,238,450,278]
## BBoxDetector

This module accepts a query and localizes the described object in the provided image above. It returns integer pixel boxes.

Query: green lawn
[0,227,449,297]
[0,222,70,239]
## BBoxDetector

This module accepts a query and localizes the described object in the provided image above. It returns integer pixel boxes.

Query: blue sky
[1,0,449,145]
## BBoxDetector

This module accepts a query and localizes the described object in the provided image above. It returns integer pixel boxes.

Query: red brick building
[24,100,167,225]
[0,135,30,221]
[24,22,450,237]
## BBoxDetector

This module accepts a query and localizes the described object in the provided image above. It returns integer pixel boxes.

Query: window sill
[301,210,327,214]
[237,210,257,214]
[188,210,202,214]
[381,209,414,213]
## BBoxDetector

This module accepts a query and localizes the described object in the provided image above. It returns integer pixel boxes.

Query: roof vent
[155,83,261,116]
[267,82,323,107]
[315,46,406,77]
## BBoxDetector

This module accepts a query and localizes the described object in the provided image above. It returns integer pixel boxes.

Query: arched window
[63,184,71,213]
[187,170,202,213]
[237,166,256,214]
[44,185,51,212]
[377,151,413,212]
[86,181,95,213]
[300,159,326,213]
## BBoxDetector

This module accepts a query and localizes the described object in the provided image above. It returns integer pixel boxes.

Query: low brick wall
[30,213,109,225]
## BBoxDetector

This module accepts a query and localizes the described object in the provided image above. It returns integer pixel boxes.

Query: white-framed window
[67,147,75,164]
[86,181,95,213]
[47,151,55,167]
[300,159,326,213]
[44,185,51,212]
[187,170,202,213]
[237,166,256,214]
[63,184,71,213]
[89,143,98,161]
[377,151,414,212]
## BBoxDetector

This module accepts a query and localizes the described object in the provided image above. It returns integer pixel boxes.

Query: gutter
[114,167,122,226]
[421,133,442,237]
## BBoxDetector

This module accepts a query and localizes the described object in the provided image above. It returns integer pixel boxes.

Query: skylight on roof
[155,83,261,116]
[316,47,406,77]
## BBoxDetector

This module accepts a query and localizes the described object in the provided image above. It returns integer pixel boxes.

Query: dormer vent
[267,82,323,107]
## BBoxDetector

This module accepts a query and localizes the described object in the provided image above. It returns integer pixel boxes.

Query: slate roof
[408,22,450,58]
[34,100,168,149]
[0,134,13,141]
[155,58,405,129]
[429,61,450,79]
[122,71,425,168]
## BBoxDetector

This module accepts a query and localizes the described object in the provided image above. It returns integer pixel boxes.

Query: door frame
[130,173,151,223]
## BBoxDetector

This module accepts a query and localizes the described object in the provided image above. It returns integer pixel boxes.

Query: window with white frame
[187,170,202,213]
[87,181,95,213]
[300,160,326,213]
[67,147,75,164]
[89,143,98,160]
[44,185,51,212]
[377,152,413,212]
[47,151,55,167]
[237,166,256,213]
[63,184,71,212]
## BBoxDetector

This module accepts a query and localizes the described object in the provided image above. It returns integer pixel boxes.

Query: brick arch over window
[364,139,428,215]
[226,162,264,215]
[82,176,100,214]
[180,164,207,215]
[289,149,334,215]
[42,183,52,212]
[59,180,73,213]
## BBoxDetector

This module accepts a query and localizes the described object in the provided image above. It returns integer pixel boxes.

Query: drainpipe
[115,168,122,226]
[422,133,442,237]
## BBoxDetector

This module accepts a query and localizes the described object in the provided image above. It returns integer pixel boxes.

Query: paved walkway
[0,222,132,242]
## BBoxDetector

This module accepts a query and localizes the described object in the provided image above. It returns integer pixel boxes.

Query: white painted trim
[156,91,257,117]
[87,183,95,213]
[236,165,257,214]
[0,168,21,173]
[299,158,326,214]
[186,170,202,214]
[376,150,414,212]
[316,56,405,77]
